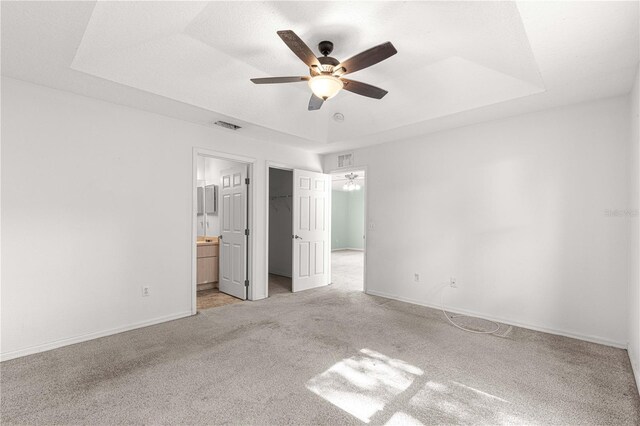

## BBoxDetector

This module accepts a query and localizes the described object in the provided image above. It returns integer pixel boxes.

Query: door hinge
[244,229,250,236]
[244,279,249,287]
[245,178,250,185]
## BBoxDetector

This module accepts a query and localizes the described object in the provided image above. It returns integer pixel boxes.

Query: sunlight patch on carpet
[384,411,425,425]
[408,380,525,424]
[306,348,423,423]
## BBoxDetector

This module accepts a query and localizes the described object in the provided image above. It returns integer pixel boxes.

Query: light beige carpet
[1,251,638,424]
[268,273,292,295]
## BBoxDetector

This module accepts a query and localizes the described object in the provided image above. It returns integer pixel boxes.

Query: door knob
[293,235,302,239]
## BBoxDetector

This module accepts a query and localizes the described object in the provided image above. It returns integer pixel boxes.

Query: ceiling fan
[250,30,397,111]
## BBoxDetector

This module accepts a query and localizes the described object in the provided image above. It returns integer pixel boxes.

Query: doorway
[267,166,331,296]
[330,170,366,291]
[194,152,253,312]
[268,168,293,295]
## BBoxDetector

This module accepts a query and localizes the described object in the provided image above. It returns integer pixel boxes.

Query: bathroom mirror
[197,186,204,215]
[197,185,205,237]
[205,184,218,215]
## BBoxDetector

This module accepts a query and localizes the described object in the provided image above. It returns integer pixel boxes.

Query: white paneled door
[219,165,248,300]
[292,169,331,292]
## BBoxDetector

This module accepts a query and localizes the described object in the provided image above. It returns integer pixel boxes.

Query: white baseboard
[331,248,364,252]
[365,289,627,349]
[0,311,193,362]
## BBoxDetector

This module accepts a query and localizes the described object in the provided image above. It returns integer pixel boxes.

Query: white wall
[628,65,640,386]
[1,77,321,360]
[331,189,365,250]
[331,190,349,250]
[268,168,293,277]
[324,96,630,347]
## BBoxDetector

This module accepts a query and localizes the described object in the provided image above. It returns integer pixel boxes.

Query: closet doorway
[268,167,293,295]
[266,165,331,297]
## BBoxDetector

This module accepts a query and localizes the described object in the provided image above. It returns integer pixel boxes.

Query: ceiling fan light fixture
[342,173,361,191]
[308,75,343,100]
[343,182,361,191]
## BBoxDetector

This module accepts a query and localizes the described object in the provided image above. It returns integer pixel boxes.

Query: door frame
[264,161,296,298]
[192,148,256,314]
[325,165,369,293]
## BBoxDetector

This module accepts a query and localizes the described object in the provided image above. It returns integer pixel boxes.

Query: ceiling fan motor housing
[318,40,334,56]
[316,41,339,74]
[317,56,339,74]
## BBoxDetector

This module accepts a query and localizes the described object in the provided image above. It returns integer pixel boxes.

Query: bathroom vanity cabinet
[197,239,219,289]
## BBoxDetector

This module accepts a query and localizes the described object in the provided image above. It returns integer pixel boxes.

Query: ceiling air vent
[337,153,354,169]
[214,120,241,130]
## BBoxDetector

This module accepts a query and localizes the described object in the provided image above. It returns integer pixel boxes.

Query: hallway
[331,250,364,291]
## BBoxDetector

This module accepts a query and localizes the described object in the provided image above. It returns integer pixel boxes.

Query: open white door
[292,169,331,292]
[219,165,248,300]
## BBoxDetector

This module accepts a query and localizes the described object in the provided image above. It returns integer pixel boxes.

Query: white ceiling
[2,1,638,154]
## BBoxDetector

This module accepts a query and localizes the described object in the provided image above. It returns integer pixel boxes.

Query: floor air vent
[214,120,241,130]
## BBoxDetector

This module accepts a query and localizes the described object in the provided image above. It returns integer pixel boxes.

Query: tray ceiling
[2,1,638,153]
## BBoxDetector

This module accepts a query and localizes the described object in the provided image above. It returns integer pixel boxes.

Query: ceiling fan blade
[336,42,397,75]
[341,78,388,99]
[277,30,322,69]
[250,76,310,84]
[308,94,324,111]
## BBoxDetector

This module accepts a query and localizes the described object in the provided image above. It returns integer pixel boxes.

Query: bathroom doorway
[193,151,253,312]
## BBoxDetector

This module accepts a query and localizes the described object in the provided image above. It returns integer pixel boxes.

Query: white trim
[267,162,296,172]
[193,147,256,312]
[365,289,627,349]
[629,346,640,391]
[326,172,332,287]
[332,248,365,252]
[0,311,192,362]
[265,162,296,298]
[194,147,256,165]
[325,165,368,293]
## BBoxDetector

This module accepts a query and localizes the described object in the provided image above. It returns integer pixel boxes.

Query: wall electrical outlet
[142,286,151,297]
[450,277,457,288]
[414,273,420,282]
